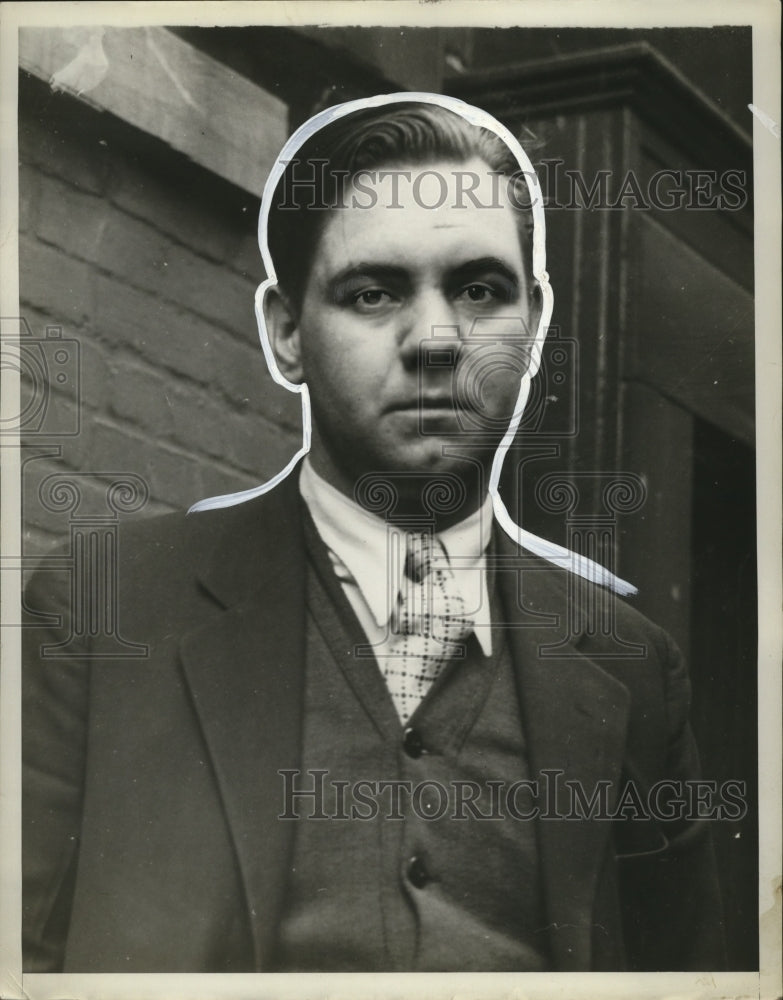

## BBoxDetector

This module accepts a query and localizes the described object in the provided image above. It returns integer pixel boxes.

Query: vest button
[407,856,430,889]
[403,726,424,758]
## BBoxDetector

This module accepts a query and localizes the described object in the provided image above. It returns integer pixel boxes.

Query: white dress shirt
[299,460,494,657]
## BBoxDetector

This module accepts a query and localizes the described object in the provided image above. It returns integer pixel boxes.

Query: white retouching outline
[189,91,636,597]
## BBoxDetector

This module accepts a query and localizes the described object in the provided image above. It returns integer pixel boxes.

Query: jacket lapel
[179,479,306,970]
[494,533,631,970]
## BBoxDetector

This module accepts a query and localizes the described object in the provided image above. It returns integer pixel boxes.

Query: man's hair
[267,101,535,312]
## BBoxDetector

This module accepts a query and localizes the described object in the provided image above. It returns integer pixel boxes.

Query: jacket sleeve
[616,625,727,971]
[22,564,89,972]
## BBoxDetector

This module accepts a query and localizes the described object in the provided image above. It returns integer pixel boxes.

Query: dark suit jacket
[22,474,725,973]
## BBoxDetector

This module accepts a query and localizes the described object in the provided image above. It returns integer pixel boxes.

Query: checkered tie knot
[383,532,475,723]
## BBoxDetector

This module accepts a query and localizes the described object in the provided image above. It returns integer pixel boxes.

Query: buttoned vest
[270,519,550,971]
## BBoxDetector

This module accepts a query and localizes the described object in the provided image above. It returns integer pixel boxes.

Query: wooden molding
[18,25,288,196]
[448,42,752,173]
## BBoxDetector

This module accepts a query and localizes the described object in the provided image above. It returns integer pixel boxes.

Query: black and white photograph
[1,2,780,998]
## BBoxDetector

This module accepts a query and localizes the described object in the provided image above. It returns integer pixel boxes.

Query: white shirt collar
[299,459,494,654]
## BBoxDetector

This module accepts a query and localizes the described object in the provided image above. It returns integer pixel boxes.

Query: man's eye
[459,283,496,303]
[351,289,392,308]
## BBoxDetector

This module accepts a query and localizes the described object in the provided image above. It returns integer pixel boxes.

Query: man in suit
[23,95,725,973]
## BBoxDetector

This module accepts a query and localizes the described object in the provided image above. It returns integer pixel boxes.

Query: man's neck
[305,455,489,533]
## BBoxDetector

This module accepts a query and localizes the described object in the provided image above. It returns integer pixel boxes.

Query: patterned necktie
[382,531,475,724]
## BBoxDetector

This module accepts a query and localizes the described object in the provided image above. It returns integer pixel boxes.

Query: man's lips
[386,397,458,412]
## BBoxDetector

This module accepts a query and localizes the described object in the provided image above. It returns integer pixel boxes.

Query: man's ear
[263,285,303,384]
[528,278,544,333]
[519,279,545,371]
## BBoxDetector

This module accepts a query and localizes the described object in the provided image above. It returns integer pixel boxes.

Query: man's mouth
[388,396,457,412]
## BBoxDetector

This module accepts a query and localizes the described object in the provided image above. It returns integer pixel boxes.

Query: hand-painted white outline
[189,92,636,597]
[748,104,781,139]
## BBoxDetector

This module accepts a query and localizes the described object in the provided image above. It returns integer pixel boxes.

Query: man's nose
[398,291,461,370]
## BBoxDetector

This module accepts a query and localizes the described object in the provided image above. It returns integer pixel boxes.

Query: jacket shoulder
[509,541,674,658]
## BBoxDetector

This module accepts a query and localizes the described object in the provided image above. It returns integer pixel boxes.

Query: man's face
[277,157,540,505]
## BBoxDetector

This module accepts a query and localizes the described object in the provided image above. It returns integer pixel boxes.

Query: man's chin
[352,448,488,504]
[376,444,482,474]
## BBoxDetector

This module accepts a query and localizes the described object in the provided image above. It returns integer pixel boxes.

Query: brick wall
[18,74,301,559]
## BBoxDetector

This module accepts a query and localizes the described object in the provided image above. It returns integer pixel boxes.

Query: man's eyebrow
[450,257,521,287]
[328,263,411,287]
